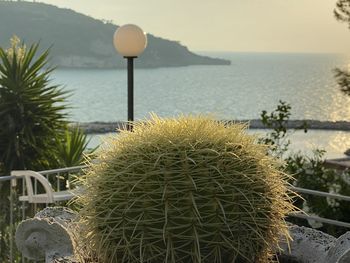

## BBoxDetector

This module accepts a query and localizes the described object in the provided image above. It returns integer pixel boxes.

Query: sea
[51,52,350,158]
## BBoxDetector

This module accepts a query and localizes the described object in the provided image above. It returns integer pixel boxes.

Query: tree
[334,0,350,95]
[56,127,91,167]
[260,101,350,237]
[334,0,350,27]
[334,68,350,95]
[0,36,93,262]
[0,36,69,174]
[0,36,70,261]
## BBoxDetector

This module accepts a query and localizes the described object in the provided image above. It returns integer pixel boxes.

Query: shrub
[0,37,90,262]
[0,36,69,262]
[260,101,350,237]
[0,36,69,173]
[56,126,91,167]
[285,150,350,237]
[76,115,296,263]
[334,0,350,109]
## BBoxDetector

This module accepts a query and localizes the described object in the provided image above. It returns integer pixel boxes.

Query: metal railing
[289,186,350,228]
[2,165,350,262]
[0,165,86,263]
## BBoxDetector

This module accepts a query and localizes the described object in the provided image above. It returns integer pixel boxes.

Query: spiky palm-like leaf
[0,38,69,173]
[76,115,296,263]
[56,127,91,167]
[0,37,70,262]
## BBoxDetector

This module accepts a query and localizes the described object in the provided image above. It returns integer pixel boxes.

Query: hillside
[0,2,230,68]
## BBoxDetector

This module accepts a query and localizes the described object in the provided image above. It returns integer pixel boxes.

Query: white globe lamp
[113,24,147,131]
[113,24,147,57]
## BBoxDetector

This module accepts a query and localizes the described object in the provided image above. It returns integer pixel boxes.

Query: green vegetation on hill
[0,1,230,68]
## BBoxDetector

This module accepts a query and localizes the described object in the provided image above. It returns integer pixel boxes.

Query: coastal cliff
[0,2,231,68]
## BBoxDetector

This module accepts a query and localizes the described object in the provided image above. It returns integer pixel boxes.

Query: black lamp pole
[126,56,136,131]
[114,25,147,131]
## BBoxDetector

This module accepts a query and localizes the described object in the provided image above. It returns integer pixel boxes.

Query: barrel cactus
[76,115,296,263]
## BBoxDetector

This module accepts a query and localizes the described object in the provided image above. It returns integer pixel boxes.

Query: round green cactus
[77,115,296,263]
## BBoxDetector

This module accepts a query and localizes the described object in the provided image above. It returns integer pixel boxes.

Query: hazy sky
[40,0,350,54]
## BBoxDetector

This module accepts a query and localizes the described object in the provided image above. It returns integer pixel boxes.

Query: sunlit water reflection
[53,52,350,122]
[87,130,350,159]
[54,52,350,156]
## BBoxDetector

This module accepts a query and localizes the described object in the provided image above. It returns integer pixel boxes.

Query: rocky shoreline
[73,120,350,134]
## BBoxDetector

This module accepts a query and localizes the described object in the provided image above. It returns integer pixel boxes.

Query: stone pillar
[15,207,78,263]
[279,225,350,263]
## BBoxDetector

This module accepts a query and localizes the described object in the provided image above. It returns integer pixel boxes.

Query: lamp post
[113,24,147,131]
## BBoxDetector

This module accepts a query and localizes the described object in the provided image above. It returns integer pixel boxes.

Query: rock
[325,232,350,263]
[15,207,78,263]
[279,225,350,263]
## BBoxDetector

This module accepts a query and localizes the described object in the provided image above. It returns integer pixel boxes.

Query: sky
[39,0,350,54]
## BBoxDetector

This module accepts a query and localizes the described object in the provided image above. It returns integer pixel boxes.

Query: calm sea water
[87,130,350,159]
[52,52,350,157]
[53,52,350,123]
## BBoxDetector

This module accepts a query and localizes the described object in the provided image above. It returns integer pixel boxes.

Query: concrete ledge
[279,225,350,263]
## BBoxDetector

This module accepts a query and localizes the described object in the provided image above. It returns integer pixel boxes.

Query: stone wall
[15,207,350,263]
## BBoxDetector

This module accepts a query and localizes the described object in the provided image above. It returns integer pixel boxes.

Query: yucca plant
[76,115,296,263]
[0,36,69,262]
[0,36,69,173]
[56,127,91,167]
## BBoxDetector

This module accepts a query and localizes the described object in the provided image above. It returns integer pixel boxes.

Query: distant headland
[0,2,231,69]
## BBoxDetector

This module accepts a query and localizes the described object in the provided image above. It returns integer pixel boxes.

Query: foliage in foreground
[285,150,350,236]
[0,36,69,174]
[0,37,92,262]
[261,101,350,237]
[334,68,350,96]
[0,36,67,262]
[56,127,91,167]
[76,115,296,263]
[334,0,350,28]
[334,0,350,95]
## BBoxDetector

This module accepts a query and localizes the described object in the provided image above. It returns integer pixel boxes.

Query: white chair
[11,170,75,203]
